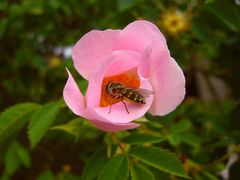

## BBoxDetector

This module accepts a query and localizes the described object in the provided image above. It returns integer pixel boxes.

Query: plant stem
[111,133,125,154]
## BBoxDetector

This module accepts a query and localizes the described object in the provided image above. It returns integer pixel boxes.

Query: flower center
[170,18,180,27]
[100,68,140,107]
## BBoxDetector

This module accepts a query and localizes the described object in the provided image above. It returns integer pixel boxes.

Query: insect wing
[136,88,154,97]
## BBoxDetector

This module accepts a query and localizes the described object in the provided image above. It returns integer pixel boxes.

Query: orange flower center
[100,68,140,107]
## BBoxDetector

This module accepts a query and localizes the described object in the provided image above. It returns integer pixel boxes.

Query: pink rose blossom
[63,20,185,132]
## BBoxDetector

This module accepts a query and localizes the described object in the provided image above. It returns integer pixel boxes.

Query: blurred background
[0,0,240,179]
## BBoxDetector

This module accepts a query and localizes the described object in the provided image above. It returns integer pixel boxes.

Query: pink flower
[63,20,185,132]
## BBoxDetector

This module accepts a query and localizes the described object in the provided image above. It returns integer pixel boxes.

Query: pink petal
[137,44,152,79]
[94,78,153,123]
[145,41,185,116]
[85,50,153,124]
[72,29,120,80]
[86,50,140,108]
[104,50,140,76]
[138,40,169,79]
[83,108,140,132]
[63,69,85,116]
[92,120,140,132]
[117,20,167,53]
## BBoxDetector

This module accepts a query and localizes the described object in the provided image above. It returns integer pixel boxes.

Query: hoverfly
[106,81,153,114]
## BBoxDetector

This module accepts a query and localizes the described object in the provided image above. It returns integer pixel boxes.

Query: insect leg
[121,98,129,114]
[108,104,112,114]
[108,98,113,114]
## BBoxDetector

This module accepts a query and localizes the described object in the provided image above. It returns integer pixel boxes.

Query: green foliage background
[0,0,240,179]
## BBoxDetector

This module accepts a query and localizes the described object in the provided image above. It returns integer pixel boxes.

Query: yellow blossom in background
[62,164,71,172]
[48,56,62,68]
[159,8,191,36]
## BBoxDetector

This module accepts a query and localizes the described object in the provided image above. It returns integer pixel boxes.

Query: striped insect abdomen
[122,88,146,104]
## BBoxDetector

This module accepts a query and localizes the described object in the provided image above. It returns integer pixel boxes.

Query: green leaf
[0,103,40,145]
[0,1,7,10]
[28,100,62,148]
[15,142,31,168]
[118,0,135,11]
[98,155,129,180]
[78,79,88,94]
[4,142,21,175]
[131,164,155,180]
[3,141,31,176]
[146,111,177,124]
[191,17,212,42]
[149,168,169,180]
[0,140,11,163]
[170,119,191,134]
[51,118,84,138]
[0,19,7,38]
[122,133,164,145]
[205,1,240,31]
[201,170,219,180]
[181,134,201,147]
[36,170,55,180]
[168,134,182,146]
[81,148,108,180]
[129,147,188,179]
[51,117,99,139]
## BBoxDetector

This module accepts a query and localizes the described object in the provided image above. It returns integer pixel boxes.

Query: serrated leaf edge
[130,147,189,179]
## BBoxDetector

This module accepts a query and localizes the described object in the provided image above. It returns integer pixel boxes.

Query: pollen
[100,69,140,107]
